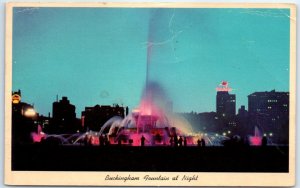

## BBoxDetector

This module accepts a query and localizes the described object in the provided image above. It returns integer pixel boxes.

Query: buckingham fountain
[33,10,230,147]
[69,80,200,146]
[33,55,228,146]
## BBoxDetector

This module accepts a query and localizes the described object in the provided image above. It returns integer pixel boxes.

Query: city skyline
[12,8,290,116]
[13,88,289,118]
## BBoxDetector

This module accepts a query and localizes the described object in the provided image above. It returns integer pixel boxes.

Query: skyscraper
[51,96,78,133]
[216,81,236,118]
[248,90,289,144]
[248,90,289,117]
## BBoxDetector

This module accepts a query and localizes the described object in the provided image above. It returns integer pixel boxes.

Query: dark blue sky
[12,8,290,116]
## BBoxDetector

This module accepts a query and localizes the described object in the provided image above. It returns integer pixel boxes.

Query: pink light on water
[142,106,152,116]
[139,97,154,116]
[31,125,46,143]
[249,126,262,146]
[31,132,45,143]
[91,136,99,145]
[249,136,262,146]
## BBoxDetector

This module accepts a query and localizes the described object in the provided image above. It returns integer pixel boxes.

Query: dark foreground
[12,144,288,172]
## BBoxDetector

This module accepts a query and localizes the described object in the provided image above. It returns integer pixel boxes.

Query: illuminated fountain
[34,10,227,147]
[81,9,198,146]
[249,126,262,146]
[75,81,196,146]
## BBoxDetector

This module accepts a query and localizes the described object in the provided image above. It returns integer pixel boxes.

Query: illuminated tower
[216,81,236,118]
[11,90,37,145]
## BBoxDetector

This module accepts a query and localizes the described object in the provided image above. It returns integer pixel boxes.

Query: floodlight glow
[24,108,36,117]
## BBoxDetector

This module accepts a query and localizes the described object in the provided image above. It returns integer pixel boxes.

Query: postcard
[4,2,296,186]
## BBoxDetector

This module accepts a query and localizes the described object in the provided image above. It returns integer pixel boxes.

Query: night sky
[12,8,290,117]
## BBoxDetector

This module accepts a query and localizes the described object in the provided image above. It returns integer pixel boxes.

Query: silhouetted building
[37,113,51,132]
[248,90,289,144]
[51,96,79,134]
[81,104,126,131]
[238,105,248,118]
[236,105,250,137]
[216,81,236,118]
[215,81,237,134]
[12,90,38,145]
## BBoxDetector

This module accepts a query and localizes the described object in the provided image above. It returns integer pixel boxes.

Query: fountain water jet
[249,126,262,146]
[75,10,202,146]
